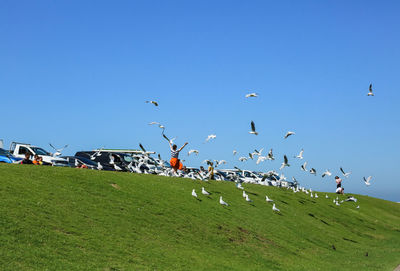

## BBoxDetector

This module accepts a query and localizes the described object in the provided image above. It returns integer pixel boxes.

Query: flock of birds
[143,86,375,212]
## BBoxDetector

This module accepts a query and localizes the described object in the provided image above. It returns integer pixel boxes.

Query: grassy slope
[0,164,399,271]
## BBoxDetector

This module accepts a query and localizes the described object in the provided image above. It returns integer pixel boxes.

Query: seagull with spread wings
[145,100,158,106]
[280,155,290,170]
[249,121,258,135]
[367,84,374,96]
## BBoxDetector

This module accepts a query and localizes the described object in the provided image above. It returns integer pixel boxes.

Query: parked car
[0,148,22,163]
[75,151,135,171]
[9,142,68,166]
[61,156,114,170]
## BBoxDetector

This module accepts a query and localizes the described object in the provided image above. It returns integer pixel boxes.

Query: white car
[9,142,68,166]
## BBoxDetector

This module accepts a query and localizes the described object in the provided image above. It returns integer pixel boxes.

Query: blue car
[0,148,22,163]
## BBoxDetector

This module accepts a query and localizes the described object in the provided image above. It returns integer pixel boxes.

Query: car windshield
[76,156,97,166]
[31,147,50,156]
[120,154,133,163]
[0,148,12,156]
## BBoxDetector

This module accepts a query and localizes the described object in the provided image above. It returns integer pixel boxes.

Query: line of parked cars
[0,140,294,187]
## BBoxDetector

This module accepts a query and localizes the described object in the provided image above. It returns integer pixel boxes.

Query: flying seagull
[188,149,199,156]
[249,121,258,135]
[310,168,317,175]
[322,170,332,178]
[256,156,267,165]
[49,143,68,157]
[340,167,351,178]
[245,93,258,98]
[233,150,237,156]
[294,149,304,159]
[272,203,280,212]
[267,149,275,160]
[284,131,295,139]
[238,157,248,162]
[145,100,158,106]
[301,162,308,171]
[219,196,229,206]
[367,84,374,96]
[205,134,216,142]
[280,155,290,170]
[363,176,372,186]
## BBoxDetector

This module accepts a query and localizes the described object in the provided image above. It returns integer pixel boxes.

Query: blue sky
[1,0,399,201]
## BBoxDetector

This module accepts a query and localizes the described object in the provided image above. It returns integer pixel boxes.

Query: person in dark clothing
[335,176,344,194]
[21,153,33,165]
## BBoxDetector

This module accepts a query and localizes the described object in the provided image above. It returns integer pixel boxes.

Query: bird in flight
[233,150,237,156]
[322,170,332,178]
[310,168,317,175]
[301,161,308,171]
[367,84,374,96]
[280,155,290,170]
[340,167,351,178]
[238,156,248,162]
[249,121,258,135]
[145,100,158,106]
[205,134,216,142]
[284,131,295,139]
[363,176,372,186]
[267,149,275,160]
[245,93,258,98]
[294,149,304,159]
[49,143,68,157]
[188,150,199,156]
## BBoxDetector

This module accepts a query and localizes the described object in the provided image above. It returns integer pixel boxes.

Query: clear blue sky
[1,0,399,202]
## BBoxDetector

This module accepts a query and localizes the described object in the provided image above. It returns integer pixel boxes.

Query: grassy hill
[0,164,399,271]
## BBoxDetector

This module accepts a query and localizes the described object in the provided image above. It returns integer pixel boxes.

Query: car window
[31,147,50,156]
[19,146,28,155]
[244,171,251,177]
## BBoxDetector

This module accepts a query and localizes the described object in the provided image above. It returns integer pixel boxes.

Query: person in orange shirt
[33,155,43,165]
[169,142,188,173]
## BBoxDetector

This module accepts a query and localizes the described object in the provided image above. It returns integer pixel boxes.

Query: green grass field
[0,164,399,270]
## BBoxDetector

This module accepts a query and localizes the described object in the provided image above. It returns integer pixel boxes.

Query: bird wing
[284,155,288,164]
[340,167,345,174]
[49,143,57,151]
[251,121,256,132]
[162,133,170,142]
[369,84,372,91]
[139,143,146,152]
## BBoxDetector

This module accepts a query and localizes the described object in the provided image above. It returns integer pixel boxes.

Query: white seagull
[97,162,103,170]
[242,191,247,198]
[239,157,248,162]
[363,176,372,186]
[267,149,275,160]
[315,193,318,198]
[145,100,158,106]
[192,189,198,198]
[322,170,332,178]
[325,194,329,199]
[201,187,210,195]
[236,183,244,190]
[340,167,351,178]
[245,93,258,98]
[219,196,229,206]
[188,150,199,156]
[367,84,374,96]
[265,195,273,202]
[301,161,308,171]
[256,156,267,165]
[272,204,280,212]
[245,194,252,202]
[280,155,290,170]
[284,131,295,139]
[49,143,68,157]
[249,121,258,135]
[310,168,317,175]
[295,149,304,159]
[114,164,122,171]
[205,134,216,142]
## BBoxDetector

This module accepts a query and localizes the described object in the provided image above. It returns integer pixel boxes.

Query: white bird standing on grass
[201,187,210,195]
[242,191,247,198]
[249,121,258,135]
[236,183,244,190]
[245,194,252,202]
[97,162,103,170]
[219,196,229,206]
[265,195,273,202]
[192,189,198,198]
[272,204,280,212]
